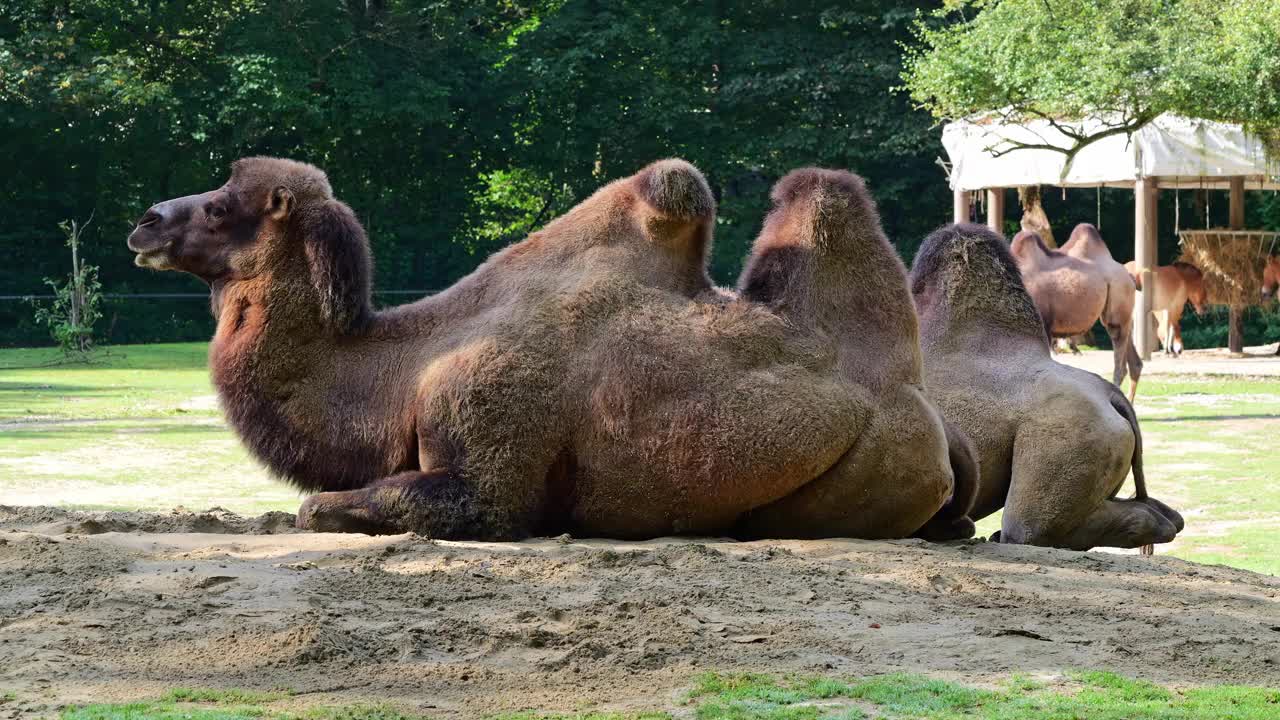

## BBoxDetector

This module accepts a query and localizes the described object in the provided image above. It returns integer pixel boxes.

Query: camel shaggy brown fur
[127,157,976,541]
[1011,224,1143,400]
[910,223,1183,551]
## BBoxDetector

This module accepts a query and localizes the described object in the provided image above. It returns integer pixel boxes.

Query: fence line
[0,290,440,301]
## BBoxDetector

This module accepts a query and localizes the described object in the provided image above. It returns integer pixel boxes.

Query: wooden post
[1228,176,1246,353]
[1133,178,1156,360]
[986,188,1004,234]
[953,188,971,225]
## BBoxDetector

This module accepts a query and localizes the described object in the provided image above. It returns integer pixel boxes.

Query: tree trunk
[1018,185,1055,248]
[1228,305,1245,354]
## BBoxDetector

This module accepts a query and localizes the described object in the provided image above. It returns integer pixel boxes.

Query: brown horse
[1124,261,1207,357]
[1263,256,1280,304]
[1264,256,1280,355]
[1011,224,1142,401]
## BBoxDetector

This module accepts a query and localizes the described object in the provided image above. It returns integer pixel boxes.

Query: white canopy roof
[944,113,1280,191]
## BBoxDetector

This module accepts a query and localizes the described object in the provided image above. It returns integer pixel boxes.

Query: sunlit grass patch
[681,671,1279,720]
[54,673,1280,720]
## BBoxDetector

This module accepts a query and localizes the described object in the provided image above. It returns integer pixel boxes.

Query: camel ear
[268,186,294,222]
[301,200,372,330]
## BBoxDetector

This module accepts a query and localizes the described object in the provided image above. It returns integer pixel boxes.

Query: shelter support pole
[986,188,1004,234]
[1133,178,1156,360]
[1228,177,1246,353]
[953,188,971,225]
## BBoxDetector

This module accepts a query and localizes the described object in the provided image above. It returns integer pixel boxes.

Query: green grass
[973,374,1280,575]
[1,342,1277,573]
[55,673,1280,719]
[0,342,299,513]
[0,343,216,422]
[162,689,293,705]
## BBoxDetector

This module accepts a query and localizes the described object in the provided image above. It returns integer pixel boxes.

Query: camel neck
[208,277,415,492]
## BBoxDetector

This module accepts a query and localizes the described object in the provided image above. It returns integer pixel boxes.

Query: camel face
[127,185,246,281]
[127,157,333,286]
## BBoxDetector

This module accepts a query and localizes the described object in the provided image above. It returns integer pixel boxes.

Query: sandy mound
[0,505,298,536]
[1,506,1277,718]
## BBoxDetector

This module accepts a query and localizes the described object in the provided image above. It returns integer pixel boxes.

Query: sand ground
[2,506,1277,718]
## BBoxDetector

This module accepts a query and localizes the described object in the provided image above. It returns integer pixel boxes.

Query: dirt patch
[1055,345,1280,378]
[1,507,1278,718]
[0,505,298,536]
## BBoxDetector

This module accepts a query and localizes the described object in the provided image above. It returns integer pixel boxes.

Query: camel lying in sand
[126,157,976,541]
[1123,261,1207,357]
[1011,224,1142,401]
[910,224,1183,551]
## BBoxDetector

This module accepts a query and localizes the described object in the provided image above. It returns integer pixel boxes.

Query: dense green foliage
[3,1,1278,346]
[903,0,1280,163]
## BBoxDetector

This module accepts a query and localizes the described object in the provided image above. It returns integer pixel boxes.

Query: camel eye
[207,203,227,221]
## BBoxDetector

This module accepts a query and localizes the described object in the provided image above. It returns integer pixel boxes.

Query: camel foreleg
[296,470,524,539]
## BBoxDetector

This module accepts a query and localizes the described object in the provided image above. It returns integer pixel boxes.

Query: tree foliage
[902,0,1280,161]
[3,0,1278,348]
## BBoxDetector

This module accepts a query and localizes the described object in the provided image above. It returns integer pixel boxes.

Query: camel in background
[1124,261,1207,357]
[1011,224,1142,401]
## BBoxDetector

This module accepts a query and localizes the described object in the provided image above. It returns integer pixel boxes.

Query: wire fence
[0,289,440,301]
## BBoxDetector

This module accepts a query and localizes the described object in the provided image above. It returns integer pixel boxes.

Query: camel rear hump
[738,169,910,316]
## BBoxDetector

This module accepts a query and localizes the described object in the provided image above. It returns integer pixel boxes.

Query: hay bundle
[1177,230,1280,306]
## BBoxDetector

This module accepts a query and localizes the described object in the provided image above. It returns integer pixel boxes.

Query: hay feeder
[1177,229,1280,307]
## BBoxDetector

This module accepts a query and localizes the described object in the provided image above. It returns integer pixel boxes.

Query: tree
[901,0,1280,167]
[33,216,103,355]
[494,1,948,281]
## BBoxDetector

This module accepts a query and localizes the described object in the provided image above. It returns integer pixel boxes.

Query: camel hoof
[914,515,976,542]
[1140,497,1185,532]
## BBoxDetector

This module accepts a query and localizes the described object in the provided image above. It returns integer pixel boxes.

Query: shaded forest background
[4,0,1279,347]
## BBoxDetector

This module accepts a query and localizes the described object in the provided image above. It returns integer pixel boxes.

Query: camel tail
[1106,384,1147,500]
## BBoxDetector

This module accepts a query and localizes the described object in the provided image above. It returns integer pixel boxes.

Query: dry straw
[1177,229,1280,306]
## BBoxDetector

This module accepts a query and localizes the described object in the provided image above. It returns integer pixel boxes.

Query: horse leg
[1171,310,1184,356]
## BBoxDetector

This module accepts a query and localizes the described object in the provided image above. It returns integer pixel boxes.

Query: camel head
[1172,262,1207,314]
[128,157,371,329]
[1262,256,1280,305]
